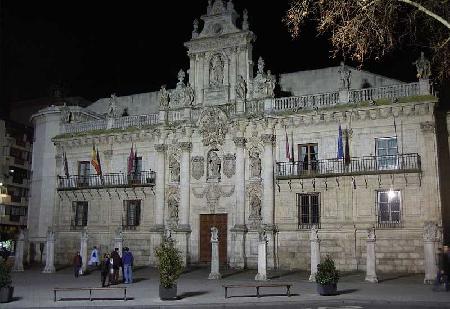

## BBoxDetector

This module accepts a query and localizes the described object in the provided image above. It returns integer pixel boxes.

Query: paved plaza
[2,265,450,308]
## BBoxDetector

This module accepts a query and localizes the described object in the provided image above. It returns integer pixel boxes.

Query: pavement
[2,265,450,308]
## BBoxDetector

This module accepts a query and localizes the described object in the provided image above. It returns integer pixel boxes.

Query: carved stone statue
[60,103,72,123]
[236,75,247,101]
[210,54,224,87]
[168,197,179,220]
[338,62,351,90]
[192,156,205,180]
[258,226,267,242]
[192,19,199,38]
[177,69,186,85]
[249,151,261,178]
[249,195,261,219]
[169,155,180,182]
[413,52,431,79]
[242,9,249,30]
[184,83,195,106]
[257,57,265,75]
[208,150,221,179]
[310,225,319,241]
[266,70,276,98]
[223,154,236,178]
[108,93,119,118]
[367,226,376,241]
[159,85,170,109]
[211,226,219,242]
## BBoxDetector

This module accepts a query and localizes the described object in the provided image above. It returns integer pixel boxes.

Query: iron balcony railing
[57,170,156,190]
[276,153,421,179]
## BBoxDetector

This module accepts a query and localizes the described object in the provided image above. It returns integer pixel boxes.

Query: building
[28,0,442,273]
[0,119,32,248]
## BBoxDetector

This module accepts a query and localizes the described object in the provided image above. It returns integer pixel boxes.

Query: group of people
[73,246,134,287]
[435,245,450,291]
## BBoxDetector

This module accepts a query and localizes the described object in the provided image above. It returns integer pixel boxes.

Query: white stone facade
[28,1,442,275]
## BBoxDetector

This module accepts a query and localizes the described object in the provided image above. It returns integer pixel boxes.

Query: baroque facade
[28,0,442,273]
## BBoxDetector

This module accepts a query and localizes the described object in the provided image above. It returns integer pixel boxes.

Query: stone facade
[28,1,442,275]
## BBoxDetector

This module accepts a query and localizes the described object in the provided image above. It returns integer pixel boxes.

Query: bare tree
[284,0,450,80]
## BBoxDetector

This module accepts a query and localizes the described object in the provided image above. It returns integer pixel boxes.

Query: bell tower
[184,0,256,107]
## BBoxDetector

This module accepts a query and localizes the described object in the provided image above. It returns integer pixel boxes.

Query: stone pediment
[197,0,239,39]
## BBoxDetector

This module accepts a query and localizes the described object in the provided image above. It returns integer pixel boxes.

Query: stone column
[261,134,275,226]
[154,144,167,230]
[178,142,192,229]
[80,229,88,273]
[255,229,268,281]
[208,227,221,279]
[423,221,439,284]
[419,79,430,95]
[42,229,56,273]
[13,230,25,272]
[365,227,378,283]
[309,226,320,282]
[230,137,247,268]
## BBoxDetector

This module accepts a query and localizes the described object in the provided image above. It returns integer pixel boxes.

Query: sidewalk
[3,265,450,308]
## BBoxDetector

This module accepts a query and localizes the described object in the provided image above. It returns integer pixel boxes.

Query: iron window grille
[297,193,321,229]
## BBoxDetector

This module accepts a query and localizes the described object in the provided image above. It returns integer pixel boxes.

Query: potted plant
[315,255,340,296]
[155,237,184,300]
[0,260,13,303]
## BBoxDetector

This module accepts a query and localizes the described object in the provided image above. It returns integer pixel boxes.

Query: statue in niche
[168,197,179,220]
[208,150,221,179]
[249,151,261,178]
[249,195,261,219]
[338,62,351,90]
[257,57,265,75]
[236,75,247,101]
[159,85,170,109]
[242,9,249,30]
[169,156,180,182]
[108,93,119,117]
[211,227,219,242]
[192,19,199,38]
[413,51,431,79]
[210,54,224,87]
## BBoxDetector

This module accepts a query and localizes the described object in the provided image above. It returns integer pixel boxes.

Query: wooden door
[199,214,227,264]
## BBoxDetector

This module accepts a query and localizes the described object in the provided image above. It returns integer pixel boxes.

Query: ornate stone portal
[198,108,228,147]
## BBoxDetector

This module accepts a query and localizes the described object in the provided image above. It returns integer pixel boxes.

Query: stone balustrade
[350,82,420,103]
[273,92,339,112]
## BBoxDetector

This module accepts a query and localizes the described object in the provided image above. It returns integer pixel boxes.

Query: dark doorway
[199,214,227,265]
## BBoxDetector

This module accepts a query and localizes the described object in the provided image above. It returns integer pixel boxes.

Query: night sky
[1,0,422,117]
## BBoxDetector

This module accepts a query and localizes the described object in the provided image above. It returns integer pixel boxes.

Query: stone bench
[53,286,127,302]
[222,282,292,298]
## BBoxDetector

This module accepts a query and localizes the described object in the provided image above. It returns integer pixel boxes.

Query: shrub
[315,255,339,285]
[0,260,12,288]
[155,238,184,289]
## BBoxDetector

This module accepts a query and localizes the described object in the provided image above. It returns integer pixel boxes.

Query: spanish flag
[91,144,102,175]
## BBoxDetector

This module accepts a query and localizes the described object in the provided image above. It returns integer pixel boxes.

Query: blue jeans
[435,271,449,291]
[123,264,132,283]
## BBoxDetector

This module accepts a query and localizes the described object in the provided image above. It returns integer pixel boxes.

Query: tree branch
[398,0,450,30]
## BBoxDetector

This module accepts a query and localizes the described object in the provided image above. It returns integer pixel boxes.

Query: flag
[127,144,135,175]
[63,152,69,177]
[134,148,138,174]
[285,127,291,161]
[96,149,102,175]
[91,144,101,175]
[291,131,295,162]
[344,128,351,165]
[337,124,344,159]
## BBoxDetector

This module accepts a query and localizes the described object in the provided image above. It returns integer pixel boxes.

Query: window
[297,193,320,229]
[123,200,141,228]
[298,144,318,173]
[377,190,401,227]
[72,201,88,227]
[376,137,397,170]
[78,161,90,186]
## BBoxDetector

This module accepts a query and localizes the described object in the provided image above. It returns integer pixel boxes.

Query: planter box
[159,284,177,300]
[317,283,337,296]
[0,286,14,303]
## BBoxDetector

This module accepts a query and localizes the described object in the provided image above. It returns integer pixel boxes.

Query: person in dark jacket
[110,248,122,284]
[73,251,82,278]
[434,245,450,291]
[100,253,111,287]
[122,247,134,284]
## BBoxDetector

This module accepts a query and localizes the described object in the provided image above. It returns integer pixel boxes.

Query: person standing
[73,252,82,278]
[434,245,450,291]
[122,247,134,284]
[100,253,111,287]
[110,248,121,284]
[89,246,100,269]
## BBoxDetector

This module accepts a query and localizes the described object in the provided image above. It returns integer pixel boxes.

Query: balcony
[57,171,156,190]
[276,153,421,179]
